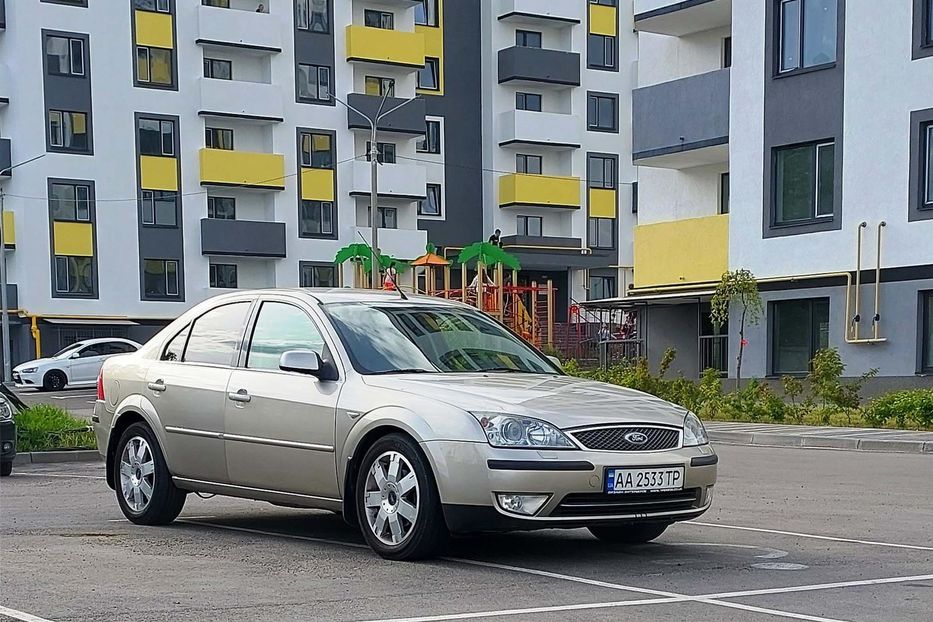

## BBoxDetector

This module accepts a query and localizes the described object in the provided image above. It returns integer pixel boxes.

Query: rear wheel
[114,422,186,525]
[588,522,670,544]
[0,461,11,477]
[42,370,67,392]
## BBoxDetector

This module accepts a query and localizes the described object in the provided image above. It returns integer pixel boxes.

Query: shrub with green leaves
[15,404,97,452]
[863,390,933,429]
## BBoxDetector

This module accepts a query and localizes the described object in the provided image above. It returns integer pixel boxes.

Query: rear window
[182,302,251,366]
[161,326,189,362]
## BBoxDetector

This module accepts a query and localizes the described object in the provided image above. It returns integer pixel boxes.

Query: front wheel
[114,422,186,525]
[42,370,67,392]
[355,434,448,560]
[588,522,670,544]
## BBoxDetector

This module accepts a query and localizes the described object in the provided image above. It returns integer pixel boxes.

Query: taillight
[97,371,105,401]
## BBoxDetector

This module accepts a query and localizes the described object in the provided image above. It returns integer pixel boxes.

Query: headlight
[471,412,575,449]
[18,367,37,374]
[0,397,12,421]
[683,412,709,447]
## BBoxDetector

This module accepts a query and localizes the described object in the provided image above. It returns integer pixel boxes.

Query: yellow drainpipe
[29,315,41,359]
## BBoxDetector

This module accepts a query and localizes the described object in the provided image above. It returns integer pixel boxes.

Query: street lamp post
[330,91,420,289]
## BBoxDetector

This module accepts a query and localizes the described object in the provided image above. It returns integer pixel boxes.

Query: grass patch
[16,404,97,452]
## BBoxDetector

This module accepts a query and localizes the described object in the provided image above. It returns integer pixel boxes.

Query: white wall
[637,164,726,225]
[637,27,730,87]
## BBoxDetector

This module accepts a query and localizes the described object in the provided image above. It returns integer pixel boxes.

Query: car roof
[211,288,468,308]
[73,337,141,346]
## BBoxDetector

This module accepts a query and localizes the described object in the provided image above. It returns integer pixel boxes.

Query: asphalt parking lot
[2,443,932,622]
[12,387,97,420]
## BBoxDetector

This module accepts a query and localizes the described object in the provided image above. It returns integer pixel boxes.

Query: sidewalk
[706,421,933,454]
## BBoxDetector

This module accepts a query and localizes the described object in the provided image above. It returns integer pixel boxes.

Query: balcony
[346,94,426,136]
[498,46,581,87]
[349,161,427,200]
[199,148,286,190]
[198,77,283,122]
[497,0,581,27]
[196,4,282,52]
[498,110,579,149]
[345,25,425,68]
[200,218,286,258]
[633,68,730,168]
[0,139,11,177]
[354,227,427,261]
[499,173,581,209]
[635,0,732,37]
[633,214,729,288]
[501,236,607,269]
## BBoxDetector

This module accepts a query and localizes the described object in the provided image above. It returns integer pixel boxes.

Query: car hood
[363,373,689,429]
[13,358,54,372]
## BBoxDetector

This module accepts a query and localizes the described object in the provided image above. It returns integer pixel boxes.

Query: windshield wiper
[477,367,534,373]
[366,368,436,376]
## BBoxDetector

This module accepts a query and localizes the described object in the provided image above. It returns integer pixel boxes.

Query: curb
[709,431,933,454]
[12,450,103,465]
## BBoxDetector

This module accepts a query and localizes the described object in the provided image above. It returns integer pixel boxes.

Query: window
[202,0,229,7]
[76,345,102,359]
[136,46,173,86]
[516,92,542,112]
[297,0,329,33]
[926,0,933,46]
[205,127,234,150]
[419,58,440,91]
[54,256,93,295]
[247,302,326,370]
[588,217,614,249]
[415,0,438,26]
[183,302,251,366]
[922,291,933,373]
[365,76,395,97]
[778,0,837,73]
[300,132,334,168]
[720,172,730,215]
[588,34,616,70]
[209,263,238,289]
[208,196,236,219]
[590,0,617,5]
[143,259,179,298]
[46,36,85,76]
[135,0,170,12]
[102,341,138,355]
[419,184,441,216]
[587,93,618,132]
[774,141,834,225]
[417,120,441,154]
[771,298,829,375]
[161,324,190,361]
[924,123,933,209]
[723,36,732,68]
[632,182,638,214]
[50,183,91,222]
[300,264,337,288]
[517,215,543,237]
[138,118,174,156]
[299,200,334,236]
[364,10,394,29]
[370,207,398,229]
[297,64,331,102]
[588,155,616,189]
[366,142,397,164]
[516,154,543,175]
[589,276,615,301]
[141,191,177,227]
[203,58,232,80]
[48,110,89,151]
[516,30,542,48]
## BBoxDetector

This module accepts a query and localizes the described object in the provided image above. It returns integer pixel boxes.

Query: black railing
[699,335,728,375]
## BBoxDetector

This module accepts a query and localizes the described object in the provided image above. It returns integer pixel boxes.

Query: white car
[13,338,142,391]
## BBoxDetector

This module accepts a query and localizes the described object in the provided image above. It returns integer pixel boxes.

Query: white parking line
[705,573,933,600]
[12,473,105,481]
[0,605,57,622]
[686,521,933,552]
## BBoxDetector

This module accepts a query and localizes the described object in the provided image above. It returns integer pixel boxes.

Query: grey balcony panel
[498,46,581,86]
[501,236,608,269]
[633,68,730,162]
[346,94,426,135]
[200,218,286,258]
[0,139,11,176]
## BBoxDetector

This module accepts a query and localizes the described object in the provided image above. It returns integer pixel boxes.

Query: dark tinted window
[183,303,251,366]
[771,299,830,374]
[247,302,326,370]
[77,346,102,358]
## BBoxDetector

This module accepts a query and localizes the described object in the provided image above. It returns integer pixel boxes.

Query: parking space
[2,444,931,622]
[11,387,97,420]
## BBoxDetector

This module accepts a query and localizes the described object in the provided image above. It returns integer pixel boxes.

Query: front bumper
[1,419,16,461]
[12,370,40,388]
[422,440,717,533]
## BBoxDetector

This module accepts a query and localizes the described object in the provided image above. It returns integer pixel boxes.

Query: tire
[114,422,186,525]
[588,522,670,544]
[355,433,448,561]
[42,370,67,392]
[0,461,11,477]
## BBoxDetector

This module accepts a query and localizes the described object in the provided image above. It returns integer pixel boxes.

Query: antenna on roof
[356,231,408,300]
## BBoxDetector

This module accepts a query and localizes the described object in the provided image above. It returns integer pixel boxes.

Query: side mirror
[70,352,81,359]
[279,350,324,377]
[546,355,562,369]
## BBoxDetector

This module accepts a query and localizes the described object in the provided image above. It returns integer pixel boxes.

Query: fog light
[496,494,549,516]
[706,486,715,504]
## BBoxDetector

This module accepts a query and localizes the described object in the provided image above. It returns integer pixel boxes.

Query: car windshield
[324,303,560,376]
[52,342,86,358]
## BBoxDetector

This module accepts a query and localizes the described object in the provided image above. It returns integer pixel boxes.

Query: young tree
[711,269,763,390]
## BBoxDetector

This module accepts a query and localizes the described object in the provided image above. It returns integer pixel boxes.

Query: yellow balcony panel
[346,25,425,68]
[3,211,14,248]
[589,4,618,37]
[54,222,94,257]
[589,189,617,218]
[301,168,335,201]
[499,173,580,209]
[634,214,728,288]
[135,10,174,49]
[140,156,178,191]
[199,148,285,190]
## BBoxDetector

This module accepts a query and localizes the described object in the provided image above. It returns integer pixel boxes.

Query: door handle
[147,380,166,393]
[228,389,251,403]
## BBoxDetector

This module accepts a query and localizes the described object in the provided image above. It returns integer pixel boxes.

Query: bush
[16,404,97,452]
[863,390,933,429]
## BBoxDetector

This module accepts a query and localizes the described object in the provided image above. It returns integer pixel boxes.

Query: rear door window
[246,302,326,371]
[183,302,251,366]
[161,325,190,361]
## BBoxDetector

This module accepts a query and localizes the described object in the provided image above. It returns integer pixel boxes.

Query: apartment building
[607,0,933,387]
[0,0,633,367]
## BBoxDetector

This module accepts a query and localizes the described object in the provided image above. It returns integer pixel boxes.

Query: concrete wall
[645,303,700,378]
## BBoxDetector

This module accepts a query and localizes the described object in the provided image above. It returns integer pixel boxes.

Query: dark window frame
[143,258,180,299]
[516,154,543,175]
[140,190,178,228]
[364,9,394,29]
[417,120,441,154]
[297,63,332,103]
[921,290,933,374]
[588,217,615,249]
[45,35,86,77]
[587,92,619,133]
[138,117,175,157]
[913,0,933,59]
[299,200,335,238]
[47,109,91,154]
[769,297,830,376]
[516,92,542,112]
[588,275,616,301]
[587,34,617,71]
[587,154,617,190]
[209,263,238,289]
[775,0,838,76]
[418,57,440,91]
[414,0,439,27]
[720,172,730,215]
[300,131,334,169]
[135,45,175,88]
[771,139,835,227]
[205,127,234,150]
[299,262,338,288]
[366,141,397,164]
[419,183,442,217]
[517,215,543,237]
[203,57,232,80]
[516,30,543,48]
[207,196,236,220]
[296,0,330,34]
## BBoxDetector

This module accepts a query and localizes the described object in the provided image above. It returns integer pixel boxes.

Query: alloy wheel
[363,450,420,546]
[119,436,156,513]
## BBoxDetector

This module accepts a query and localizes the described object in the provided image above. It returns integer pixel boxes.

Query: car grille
[571,426,680,452]
[551,489,701,518]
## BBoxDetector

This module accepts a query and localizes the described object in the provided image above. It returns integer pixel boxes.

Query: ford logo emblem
[624,432,649,445]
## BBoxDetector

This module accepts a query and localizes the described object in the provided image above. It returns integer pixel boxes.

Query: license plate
[606,466,684,494]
